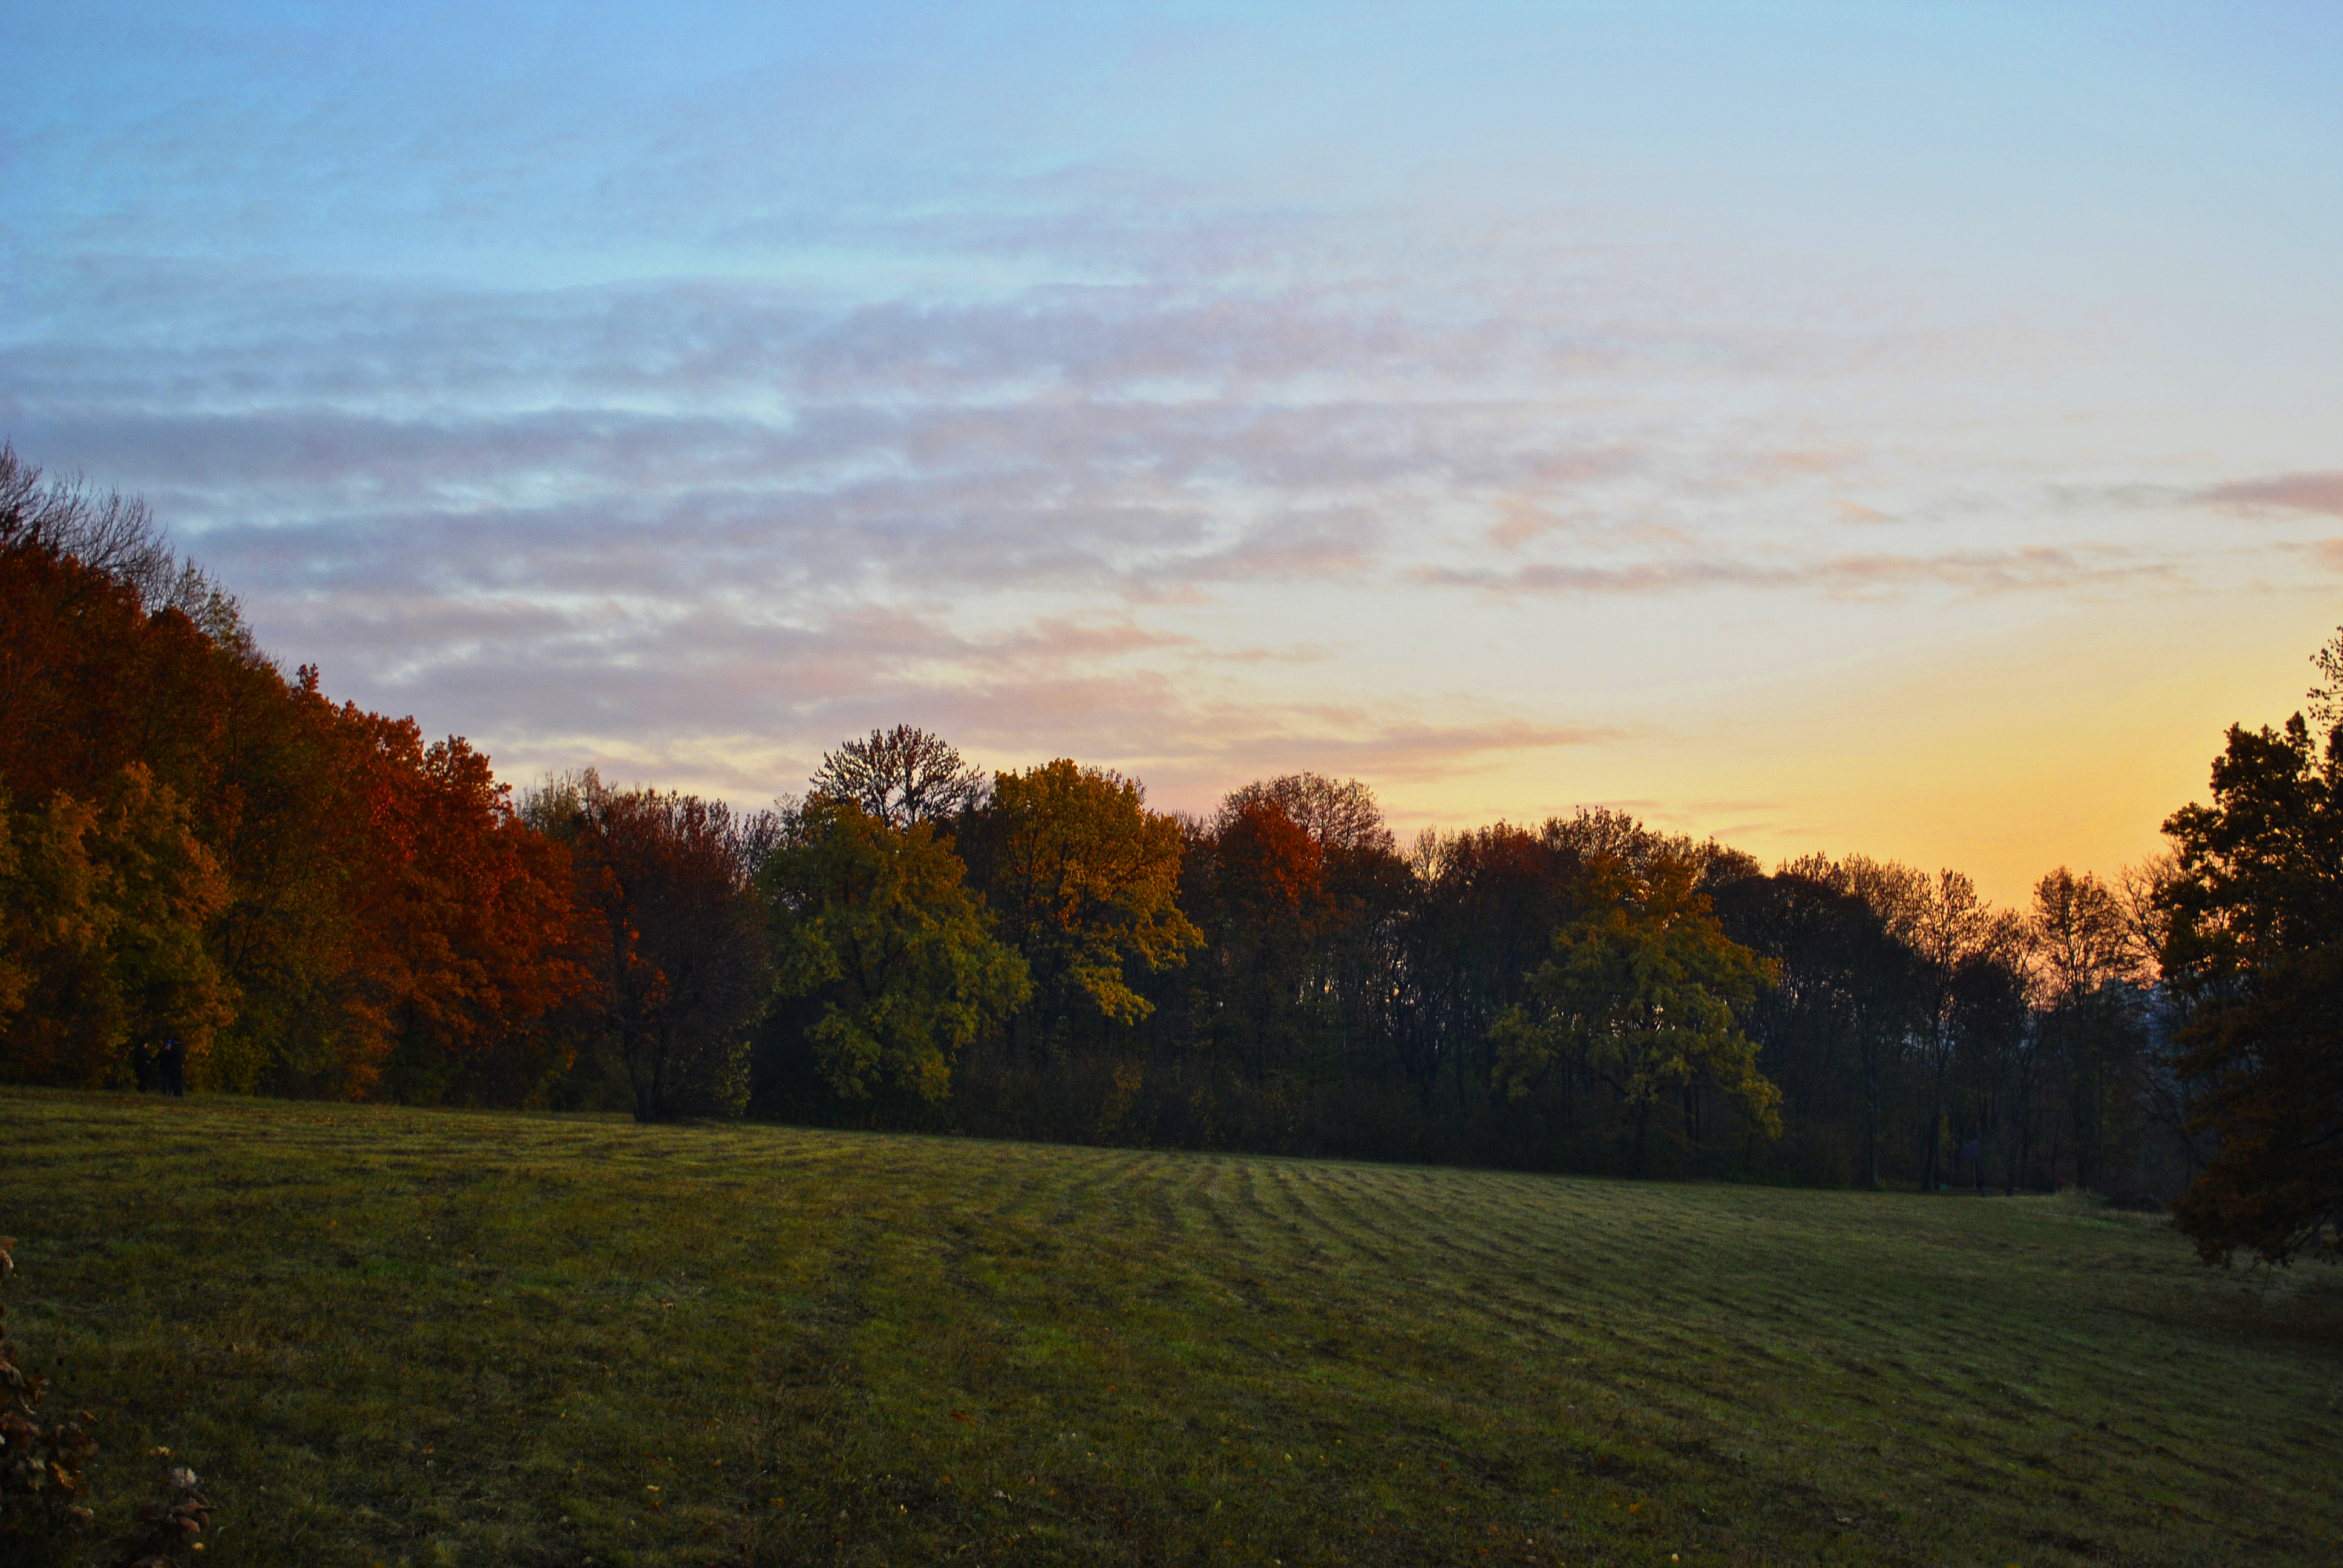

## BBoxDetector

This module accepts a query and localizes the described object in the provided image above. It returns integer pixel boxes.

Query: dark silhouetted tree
[2160,702,2343,1264]
[810,725,988,829]
[1910,869,1995,1190]
[1712,868,1886,1183]
[2030,867,2143,1194]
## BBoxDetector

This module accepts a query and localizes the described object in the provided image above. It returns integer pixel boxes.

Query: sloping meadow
[1,1089,2336,1566]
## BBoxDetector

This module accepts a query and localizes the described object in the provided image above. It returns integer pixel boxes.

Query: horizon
[9,1,2339,907]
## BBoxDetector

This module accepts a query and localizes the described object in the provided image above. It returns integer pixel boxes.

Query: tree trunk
[1865,1073,1881,1190]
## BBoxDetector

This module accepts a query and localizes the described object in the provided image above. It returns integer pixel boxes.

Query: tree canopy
[763,795,1027,1103]
[959,759,1202,1047]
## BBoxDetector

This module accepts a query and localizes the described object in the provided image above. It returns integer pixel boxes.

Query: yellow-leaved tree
[0,765,234,1086]
[962,759,1201,1054]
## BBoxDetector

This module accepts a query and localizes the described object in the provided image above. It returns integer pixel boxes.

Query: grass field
[1,1090,2338,1567]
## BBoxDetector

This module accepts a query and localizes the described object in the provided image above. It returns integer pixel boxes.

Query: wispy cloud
[2201,471,2343,518]
[1411,544,2175,599]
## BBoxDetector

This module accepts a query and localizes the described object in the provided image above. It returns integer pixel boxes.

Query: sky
[5,1,2340,905]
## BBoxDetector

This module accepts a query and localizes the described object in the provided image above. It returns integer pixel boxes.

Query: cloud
[1211,719,1627,783]
[1412,543,2174,599]
[229,558,1627,808]
[2200,471,2343,518]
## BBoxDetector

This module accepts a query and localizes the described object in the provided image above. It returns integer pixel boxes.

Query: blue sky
[7,1,2341,900]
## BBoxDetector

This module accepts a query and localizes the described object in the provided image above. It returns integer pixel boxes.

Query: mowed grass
[1,1091,2338,1568]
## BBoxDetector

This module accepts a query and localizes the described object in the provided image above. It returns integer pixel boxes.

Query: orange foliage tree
[0,444,595,1105]
[527,773,773,1121]
[1185,797,1330,1080]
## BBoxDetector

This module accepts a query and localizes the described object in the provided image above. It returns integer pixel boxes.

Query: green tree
[1492,850,1781,1173]
[762,794,1028,1102]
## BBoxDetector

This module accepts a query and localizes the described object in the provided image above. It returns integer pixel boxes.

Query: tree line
[1,445,2333,1266]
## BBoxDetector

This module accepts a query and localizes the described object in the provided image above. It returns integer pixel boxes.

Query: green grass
[1,1090,2338,1567]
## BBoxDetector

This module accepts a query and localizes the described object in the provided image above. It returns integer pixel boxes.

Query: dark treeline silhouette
[3,447,2334,1263]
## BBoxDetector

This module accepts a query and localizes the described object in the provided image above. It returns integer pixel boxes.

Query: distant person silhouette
[157,1037,188,1098]
[130,1042,158,1094]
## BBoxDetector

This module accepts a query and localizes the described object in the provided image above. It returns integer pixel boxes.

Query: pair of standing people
[129,1038,188,1097]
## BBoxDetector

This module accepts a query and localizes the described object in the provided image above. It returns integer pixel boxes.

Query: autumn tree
[1188,797,1332,1080]
[0,787,109,1080]
[1217,773,1394,857]
[959,759,1201,1051]
[810,725,988,829]
[762,794,1028,1103]
[1492,848,1781,1174]
[1220,774,1413,1079]
[341,720,592,1106]
[197,674,393,1095]
[529,773,774,1121]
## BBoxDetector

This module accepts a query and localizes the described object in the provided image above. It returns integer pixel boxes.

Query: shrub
[0,1236,97,1547]
[0,1238,214,1567]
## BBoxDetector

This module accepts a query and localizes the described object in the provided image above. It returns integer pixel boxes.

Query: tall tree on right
[2159,631,2343,1264]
